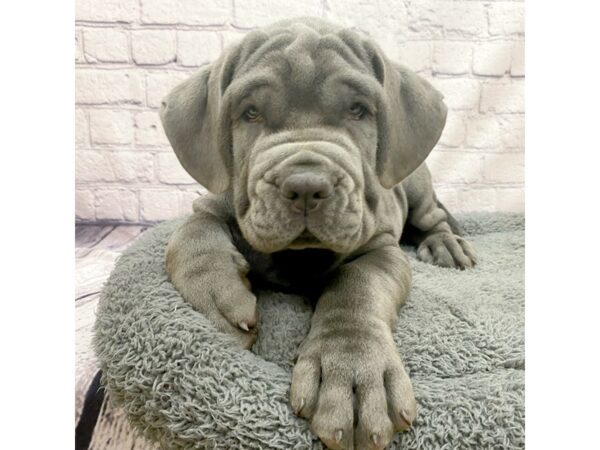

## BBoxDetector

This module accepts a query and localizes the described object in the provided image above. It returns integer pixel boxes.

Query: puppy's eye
[349,103,367,120]
[243,106,261,122]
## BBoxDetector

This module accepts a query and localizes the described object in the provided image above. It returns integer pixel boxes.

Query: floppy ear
[160,62,231,193]
[375,57,447,188]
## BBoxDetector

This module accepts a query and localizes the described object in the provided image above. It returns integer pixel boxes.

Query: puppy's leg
[401,164,477,269]
[166,195,258,349]
[291,242,416,450]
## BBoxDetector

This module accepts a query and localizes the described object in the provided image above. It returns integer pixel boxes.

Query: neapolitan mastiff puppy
[160,17,477,450]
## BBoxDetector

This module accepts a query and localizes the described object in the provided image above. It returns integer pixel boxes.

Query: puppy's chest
[228,220,342,298]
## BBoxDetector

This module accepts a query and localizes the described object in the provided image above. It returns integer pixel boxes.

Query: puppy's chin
[287,229,327,250]
[288,228,362,254]
[242,225,345,254]
[245,228,328,253]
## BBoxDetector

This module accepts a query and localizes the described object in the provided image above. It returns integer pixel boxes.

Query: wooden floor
[75,225,147,303]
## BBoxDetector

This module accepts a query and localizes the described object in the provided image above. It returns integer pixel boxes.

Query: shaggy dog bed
[94,213,524,449]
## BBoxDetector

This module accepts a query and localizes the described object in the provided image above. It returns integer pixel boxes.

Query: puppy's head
[161,18,446,254]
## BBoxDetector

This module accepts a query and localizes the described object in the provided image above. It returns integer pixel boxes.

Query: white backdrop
[75,0,524,223]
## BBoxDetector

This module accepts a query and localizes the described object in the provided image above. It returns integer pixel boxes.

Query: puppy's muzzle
[280,172,334,213]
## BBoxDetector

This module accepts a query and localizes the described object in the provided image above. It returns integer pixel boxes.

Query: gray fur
[160,18,477,450]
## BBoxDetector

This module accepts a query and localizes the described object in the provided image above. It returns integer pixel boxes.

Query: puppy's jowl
[161,18,477,450]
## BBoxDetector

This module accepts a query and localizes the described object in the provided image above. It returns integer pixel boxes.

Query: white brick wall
[75,0,525,223]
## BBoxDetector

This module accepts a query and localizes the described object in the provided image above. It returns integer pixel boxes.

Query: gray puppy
[160,17,477,450]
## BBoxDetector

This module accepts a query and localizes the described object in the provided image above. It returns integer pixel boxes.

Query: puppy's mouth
[287,228,324,250]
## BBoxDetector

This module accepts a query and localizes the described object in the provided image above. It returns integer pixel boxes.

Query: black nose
[280,172,334,212]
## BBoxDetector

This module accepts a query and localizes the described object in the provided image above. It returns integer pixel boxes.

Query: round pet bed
[93,213,525,449]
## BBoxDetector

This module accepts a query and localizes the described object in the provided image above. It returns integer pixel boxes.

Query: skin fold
[160,17,477,450]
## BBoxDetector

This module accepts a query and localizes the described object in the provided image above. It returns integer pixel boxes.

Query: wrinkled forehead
[225,28,384,108]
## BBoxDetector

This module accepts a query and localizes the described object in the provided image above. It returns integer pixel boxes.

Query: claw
[294,398,305,415]
[239,321,250,331]
[371,433,380,446]
[399,409,413,431]
[335,429,343,444]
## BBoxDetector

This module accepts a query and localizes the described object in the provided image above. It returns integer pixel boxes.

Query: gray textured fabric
[94,213,524,449]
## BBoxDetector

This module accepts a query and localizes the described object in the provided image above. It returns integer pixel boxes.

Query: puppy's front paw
[199,273,258,350]
[172,255,258,350]
[417,232,477,269]
[290,329,416,449]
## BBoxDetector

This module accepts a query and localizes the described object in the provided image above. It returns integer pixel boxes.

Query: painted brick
[83,28,129,63]
[132,30,176,65]
[465,115,502,148]
[483,153,524,184]
[498,115,525,149]
[177,31,221,67]
[146,71,191,108]
[439,112,466,147]
[396,41,432,73]
[76,69,144,105]
[140,190,181,221]
[156,153,197,184]
[434,78,481,110]
[134,111,170,147]
[140,0,177,24]
[511,41,525,76]
[177,0,231,25]
[89,110,134,145]
[433,41,472,75]
[489,3,525,36]
[110,152,154,183]
[409,2,487,38]
[480,82,525,113]
[75,30,84,63]
[494,188,524,212]
[141,0,231,25]
[427,152,482,184]
[140,0,176,23]
[76,151,115,182]
[96,189,139,222]
[75,190,95,221]
[473,41,513,76]
[325,0,408,37]
[76,0,138,22]
[75,109,89,147]
[456,188,497,212]
[234,0,323,28]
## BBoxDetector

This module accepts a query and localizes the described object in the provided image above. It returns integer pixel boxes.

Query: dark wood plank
[76,250,120,300]
[75,225,115,248]
[75,226,115,257]
[97,226,147,251]
[75,225,146,300]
